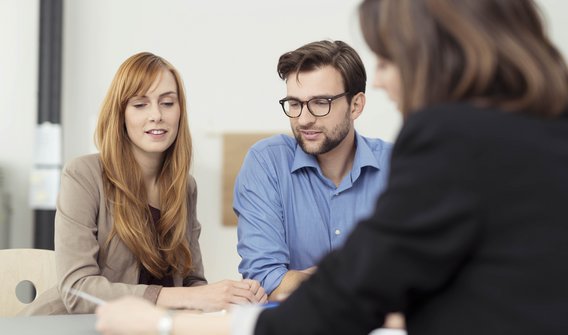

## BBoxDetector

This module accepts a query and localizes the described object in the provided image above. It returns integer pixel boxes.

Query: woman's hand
[242,278,268,305]
[97,296,233,335]
[184,279,267,311]
[96,296,163,335]
[159,279,267,312]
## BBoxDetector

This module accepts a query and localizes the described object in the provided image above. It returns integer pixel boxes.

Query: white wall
[0,0,38,248]
[539,0,568,58]
[60,0,400,282]
[1,0,567,282]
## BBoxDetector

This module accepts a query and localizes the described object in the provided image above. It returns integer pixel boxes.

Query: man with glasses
[235,40,392,300]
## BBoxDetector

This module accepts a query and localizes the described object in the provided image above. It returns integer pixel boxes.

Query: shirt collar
[352,131,381,171]
[291,141,320,173]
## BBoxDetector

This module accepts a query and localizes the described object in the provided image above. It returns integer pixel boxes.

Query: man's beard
[294,111,351,156]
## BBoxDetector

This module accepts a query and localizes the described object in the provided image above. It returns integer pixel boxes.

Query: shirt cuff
[262,267,288,295]
[231,305,264,335]
[143,285,163,304]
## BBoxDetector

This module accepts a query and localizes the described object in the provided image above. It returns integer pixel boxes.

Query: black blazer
[255,103,568,335]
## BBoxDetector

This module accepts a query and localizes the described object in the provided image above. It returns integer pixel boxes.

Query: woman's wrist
[157,287,185,310]
[158,286,201,310]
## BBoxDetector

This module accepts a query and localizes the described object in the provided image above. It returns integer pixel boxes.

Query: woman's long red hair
[95,52,193,278]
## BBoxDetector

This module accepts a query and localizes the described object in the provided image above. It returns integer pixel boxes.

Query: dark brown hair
[359,0,568,116]
[277,40,367,102]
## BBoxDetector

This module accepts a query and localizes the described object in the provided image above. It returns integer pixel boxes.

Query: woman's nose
[148,104,162,122]
[373,70,385,89]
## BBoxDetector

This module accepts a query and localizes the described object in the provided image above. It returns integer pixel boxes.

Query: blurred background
[1,0,567,282]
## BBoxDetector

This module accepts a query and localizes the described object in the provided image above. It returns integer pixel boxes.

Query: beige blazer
[20,154,206,315]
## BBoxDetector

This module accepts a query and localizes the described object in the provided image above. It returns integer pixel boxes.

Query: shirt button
[334,229,341,236]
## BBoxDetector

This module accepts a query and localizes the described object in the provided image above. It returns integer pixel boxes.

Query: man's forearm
[268,269,313,301]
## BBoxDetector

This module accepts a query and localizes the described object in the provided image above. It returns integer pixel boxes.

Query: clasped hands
[188,278,268,312]
[155,278,267,313]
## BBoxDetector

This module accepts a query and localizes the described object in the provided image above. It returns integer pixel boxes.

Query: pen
[65,287,107,306]
[262,301,280,309]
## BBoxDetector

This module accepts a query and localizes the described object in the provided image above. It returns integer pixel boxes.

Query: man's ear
[350,92,366,121]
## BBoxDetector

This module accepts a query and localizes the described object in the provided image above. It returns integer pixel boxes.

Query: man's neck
[316,130,356,187]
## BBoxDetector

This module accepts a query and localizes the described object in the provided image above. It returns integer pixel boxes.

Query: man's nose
[296,103,316,125]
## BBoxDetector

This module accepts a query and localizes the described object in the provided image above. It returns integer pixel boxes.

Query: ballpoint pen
[65,287,107,306]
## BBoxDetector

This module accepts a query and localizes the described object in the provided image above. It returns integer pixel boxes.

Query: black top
[138,206,174,287]
[255,103,568,335]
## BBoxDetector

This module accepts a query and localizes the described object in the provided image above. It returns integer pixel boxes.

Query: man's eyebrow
[283,94,335,100]
[283,95,299,100]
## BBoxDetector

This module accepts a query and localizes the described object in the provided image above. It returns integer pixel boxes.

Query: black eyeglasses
[278,92,350,118]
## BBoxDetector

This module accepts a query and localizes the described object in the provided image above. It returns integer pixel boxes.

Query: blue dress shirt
[234,132,392,294]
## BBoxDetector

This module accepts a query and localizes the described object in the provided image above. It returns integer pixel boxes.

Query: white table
[0,314,98,335]
[0,313,407,335]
